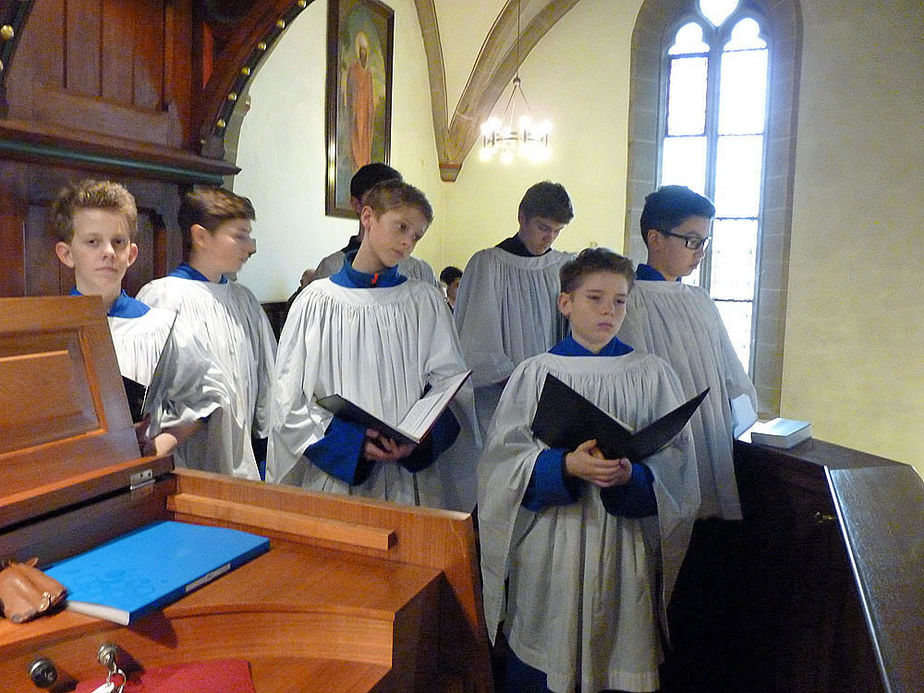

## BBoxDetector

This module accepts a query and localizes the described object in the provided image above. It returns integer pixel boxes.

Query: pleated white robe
[136,277,277,480]
[108,307,231,471]
[454,247,573,434]
[267,277,480,510]
[618,280,758,519]
[478,352,699,693]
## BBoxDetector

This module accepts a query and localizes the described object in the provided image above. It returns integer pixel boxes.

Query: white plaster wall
[234,0,445,302]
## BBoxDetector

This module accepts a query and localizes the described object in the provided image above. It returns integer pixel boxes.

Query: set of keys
[88,644,127,693]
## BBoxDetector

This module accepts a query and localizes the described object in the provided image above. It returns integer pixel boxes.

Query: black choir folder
[317,370,472,446]
[530,374,709,462]
[44,521,270,626]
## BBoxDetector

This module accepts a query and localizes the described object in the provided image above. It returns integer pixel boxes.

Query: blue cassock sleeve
[599,463,657,517]
[522,448,582,511]
[399,408,460,473]
[305,415,373,485]
[307,409,461,483]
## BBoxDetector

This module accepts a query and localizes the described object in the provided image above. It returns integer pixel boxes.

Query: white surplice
[454,247,573,434]
[267,277,480,510]
[478,352,699,693]
[108,307,231,471]
[136,277,277,480]
[618,280,758,519]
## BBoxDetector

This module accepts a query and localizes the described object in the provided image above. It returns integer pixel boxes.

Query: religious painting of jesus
[325,0,394,218]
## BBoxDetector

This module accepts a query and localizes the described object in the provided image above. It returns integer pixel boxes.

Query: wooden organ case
[0,296,493,691]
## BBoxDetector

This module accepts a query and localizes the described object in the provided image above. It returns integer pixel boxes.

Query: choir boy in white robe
[51,180,228,464]
[137,187,276,480]
[478,249,699,693]
[268,179,479,511]
[616,185,759,689]
[454,181,575,436]
[311,163,439,287]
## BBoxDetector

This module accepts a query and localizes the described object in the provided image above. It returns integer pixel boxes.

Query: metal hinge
[129,469,155,494]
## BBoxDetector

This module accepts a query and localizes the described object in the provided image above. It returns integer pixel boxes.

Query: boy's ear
[517,209,527,229]
[644,228,663,251]
[557,291,573,317]
[127,242,139,268]
[190,223,210,250]
[359,205,374,231]
[54,241,76,269]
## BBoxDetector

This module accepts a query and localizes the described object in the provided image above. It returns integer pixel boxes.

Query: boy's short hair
[560,247,635,294]
[350,163,402,201]
[440,266,463,285]
[518,181,574,224]
[49,179,138,242]
[363,179,433,225]
[178,186,255,255]
[639,185,715,245]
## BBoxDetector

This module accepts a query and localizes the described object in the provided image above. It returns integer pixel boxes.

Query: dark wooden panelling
[101,0,136,104]
[132,0,165,111]
[66,0,102,96]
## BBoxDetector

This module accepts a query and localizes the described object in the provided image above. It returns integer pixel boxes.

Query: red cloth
[75,658,254,692]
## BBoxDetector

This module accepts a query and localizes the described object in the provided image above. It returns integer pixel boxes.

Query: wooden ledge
[167,493,397,552]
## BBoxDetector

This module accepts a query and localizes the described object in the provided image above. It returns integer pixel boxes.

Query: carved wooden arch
[197,0,316,159]
[414,0,581,182]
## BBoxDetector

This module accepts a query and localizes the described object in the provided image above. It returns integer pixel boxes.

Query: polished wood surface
[729,436,920,692]
[828,464,924,692]
[0,296,493,692]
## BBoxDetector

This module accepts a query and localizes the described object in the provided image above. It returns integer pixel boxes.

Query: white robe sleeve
[266,285,333,487]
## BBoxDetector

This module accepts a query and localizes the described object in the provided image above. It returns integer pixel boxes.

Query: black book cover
[317,370,471,446]
[530,373,709,463]
[122,376,147,423]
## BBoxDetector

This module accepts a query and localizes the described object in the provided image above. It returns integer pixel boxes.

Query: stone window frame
[624,0,803,416]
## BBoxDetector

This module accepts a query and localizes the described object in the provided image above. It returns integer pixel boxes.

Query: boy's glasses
[659,230,711,250]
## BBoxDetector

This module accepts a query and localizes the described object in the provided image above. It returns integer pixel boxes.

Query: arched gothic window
[626,0,802,416]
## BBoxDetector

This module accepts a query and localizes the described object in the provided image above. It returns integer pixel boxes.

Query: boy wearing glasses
[618,184,758,689]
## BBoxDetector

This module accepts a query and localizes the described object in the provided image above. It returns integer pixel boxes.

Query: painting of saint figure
[326,0,393,218]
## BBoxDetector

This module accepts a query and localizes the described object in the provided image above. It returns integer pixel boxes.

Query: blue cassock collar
[70,288,149,318]
[169,262,228,284]
[636,263,680,282]
[331,250,407,288]
[549,334,633,357]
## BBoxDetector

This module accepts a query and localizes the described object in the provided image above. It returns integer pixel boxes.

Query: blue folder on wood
[44,521,270,625]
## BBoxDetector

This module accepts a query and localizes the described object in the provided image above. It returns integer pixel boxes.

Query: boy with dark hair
[454,181,575,435]
[479,247,699,693]
[313,163,439,286]
[52,179,228,462]
[439,265,463,310]
[268,179,479,511]
[618,185,758,689]
[619,185,757,518]
[137,186,277,480]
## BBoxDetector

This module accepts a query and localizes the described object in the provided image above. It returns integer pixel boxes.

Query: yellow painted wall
[783,0,924,472]
[440,0,638,268]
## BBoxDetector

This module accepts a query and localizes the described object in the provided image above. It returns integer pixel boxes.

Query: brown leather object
[0,558,67,623]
